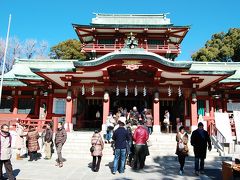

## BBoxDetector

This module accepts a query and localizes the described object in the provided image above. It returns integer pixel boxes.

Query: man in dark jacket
[191,122,212,176]
[55,122,67,167]
[44,123,53,159]
[133,121,149,169]
[112,117,129,174]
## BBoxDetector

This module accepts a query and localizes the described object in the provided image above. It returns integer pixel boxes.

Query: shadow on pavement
[105,161,114,172]
[3,168,20,179]
[152,155,223,180]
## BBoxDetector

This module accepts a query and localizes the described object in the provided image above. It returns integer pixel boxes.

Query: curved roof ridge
[74,49,192,68]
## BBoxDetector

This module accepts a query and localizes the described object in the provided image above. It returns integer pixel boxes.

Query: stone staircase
[60,131,113,159]
[148,133,231,161]
[59,131,230,161]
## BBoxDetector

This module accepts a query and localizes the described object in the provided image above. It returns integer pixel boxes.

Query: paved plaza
[4,153,224,180]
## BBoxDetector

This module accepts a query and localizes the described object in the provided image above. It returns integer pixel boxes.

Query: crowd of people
[105,106,153,142]
[91,106,151,174]
[0,106,213,179]
[0,120,67,180]
[90,106,212,176]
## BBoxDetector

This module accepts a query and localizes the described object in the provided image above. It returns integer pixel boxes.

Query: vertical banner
[233,111,240,143]
[214,112,233,143]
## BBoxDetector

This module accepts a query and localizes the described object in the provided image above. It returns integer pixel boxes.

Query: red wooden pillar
[217,99,223,112]
[34,95,40,117]
[13,95,18,115]
[53,117,58,133]
[153,92,161,133]
[209,98,214,118]
[47,92,53,117]
[222,98,227,113]
[209,98,215,135]
[190,101,198,131]
[65,91,73,132]
[102,91,110,131]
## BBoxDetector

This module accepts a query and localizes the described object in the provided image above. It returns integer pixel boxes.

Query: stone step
[56,132,224,161]
[59,150,228,161]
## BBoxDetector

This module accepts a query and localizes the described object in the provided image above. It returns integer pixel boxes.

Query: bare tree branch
[5,37,22,71]
[36,40,49,58]
[0,37,49,72]
[24,39,37,59]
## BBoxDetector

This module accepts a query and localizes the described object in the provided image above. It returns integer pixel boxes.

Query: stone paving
[3,153,224,180]
[3,131,226,179]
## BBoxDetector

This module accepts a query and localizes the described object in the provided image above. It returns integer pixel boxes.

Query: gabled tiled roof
[91,13,172,25]
[1,56,240,88]
[190,62,240,80]
[1,59,76,86]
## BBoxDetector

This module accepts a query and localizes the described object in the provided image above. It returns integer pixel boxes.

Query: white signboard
[233,111,240,143]
[227,103,240,111]
[214,112,233,143]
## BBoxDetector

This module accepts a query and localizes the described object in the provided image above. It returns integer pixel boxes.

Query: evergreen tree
[192,28,240,62]
[50,39,86,60]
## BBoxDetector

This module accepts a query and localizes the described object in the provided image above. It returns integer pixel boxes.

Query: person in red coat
[133,122,149,169]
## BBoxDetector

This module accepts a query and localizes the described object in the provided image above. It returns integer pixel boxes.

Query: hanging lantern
[91,85,95,96]
[134,86,138,96]
[116,85,119,96]
[154,91,159,103]
[168,86,172,97]
[125,85,128,96]
[103,91,109,102]
[143,86,146,96]
[66,89,72,102]
[192,92,197,103]
[82,85,85,95]
[178,86,182,97]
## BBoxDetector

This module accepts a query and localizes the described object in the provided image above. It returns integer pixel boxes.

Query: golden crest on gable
[122,60,142,71]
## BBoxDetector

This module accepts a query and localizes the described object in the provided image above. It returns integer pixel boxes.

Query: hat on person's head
[118,116,126,125]
[198,122,204,127]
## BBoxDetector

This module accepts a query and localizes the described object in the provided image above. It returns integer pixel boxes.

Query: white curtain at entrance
[233,111,240,143]
[214,112,233,143]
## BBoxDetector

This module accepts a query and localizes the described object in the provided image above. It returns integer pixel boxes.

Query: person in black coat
[191,122,212,176]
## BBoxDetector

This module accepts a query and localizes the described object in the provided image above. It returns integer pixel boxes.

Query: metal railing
[0,118,53,132]
[210,121,226,154]
[210,122,226,144]
[83,43,180,52]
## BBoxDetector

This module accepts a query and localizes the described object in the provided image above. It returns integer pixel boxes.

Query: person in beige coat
[15,121,25,160]
[0,124,15,180]
[91,129,104,172]
[175,126,189,175]
[27,126,40,161]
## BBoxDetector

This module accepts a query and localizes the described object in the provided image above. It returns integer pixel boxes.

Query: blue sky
[0,0,240,61]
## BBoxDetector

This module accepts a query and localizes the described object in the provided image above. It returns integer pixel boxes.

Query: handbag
[146,140,152,147]
[178,142,184,150]
[90,146,95,153]
[90,135,100,153]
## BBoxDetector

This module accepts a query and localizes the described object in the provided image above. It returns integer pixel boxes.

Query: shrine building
[1,13,240,133]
